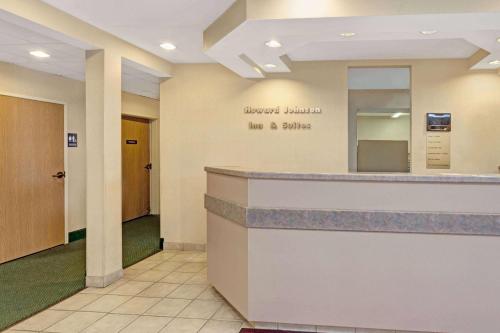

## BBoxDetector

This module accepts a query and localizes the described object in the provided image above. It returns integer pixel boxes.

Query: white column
[85,49,123,287]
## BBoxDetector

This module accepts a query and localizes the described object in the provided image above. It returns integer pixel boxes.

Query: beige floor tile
[176,263,206,273]
[81,295,131,312]
[153,261,184,272]
[45,311,106,333]
[139,282,180,298]
[123,268,147,280]
[81,279,127,295]
[149,252,177,261]
[178,300,223,319]
[12,310,72,331]
[51,293,102,311]
[161,272,195,284]
[129,261,159,271]
[109,281,153,296]
[169,253,199,263]
[111,296,161,315]
[121,316,172,333]
[145,298,191,317]
[82,313,137,333]
[185,272,208,285]
[159,318,206,333]
[199,319,243,333]
[133,270,170,282]
[212,304,244,321]
[185,254,207,263]
[356,329,396,333]
[196,287,223,301]
[168,284,207,300]
[141,255,167,264]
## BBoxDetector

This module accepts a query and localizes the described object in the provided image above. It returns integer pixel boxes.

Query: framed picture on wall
[427,113,451,132]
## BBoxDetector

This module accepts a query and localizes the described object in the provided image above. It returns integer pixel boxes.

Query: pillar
[85,49,123,287]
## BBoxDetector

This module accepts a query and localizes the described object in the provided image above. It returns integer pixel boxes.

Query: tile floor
[5,250,250,333]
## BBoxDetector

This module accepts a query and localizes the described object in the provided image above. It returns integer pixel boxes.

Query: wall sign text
[245,106,321,130]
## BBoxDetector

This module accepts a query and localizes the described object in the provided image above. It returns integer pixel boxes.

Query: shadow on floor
[0,214,160,331]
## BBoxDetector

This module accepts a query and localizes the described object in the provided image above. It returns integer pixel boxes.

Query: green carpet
[0,215,160,331]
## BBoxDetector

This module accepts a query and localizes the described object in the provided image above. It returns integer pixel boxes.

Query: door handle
[144,163,152,170]
[52,171,66,179]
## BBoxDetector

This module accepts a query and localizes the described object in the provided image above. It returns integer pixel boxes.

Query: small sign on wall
[68,133,77,147]
[426,132,450,169]
[427,113,451,132]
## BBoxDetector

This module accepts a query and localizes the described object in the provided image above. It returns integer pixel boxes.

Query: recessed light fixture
[30,50,50,58]
[497,37,500,43]
[391,112,403,119]
[265,40,282,48]
[263,64,277,69]
[339,32,356,38]
[420,30,438,35]
[489,60,500,65]
[253,66,263,75]
[160,42,176,50]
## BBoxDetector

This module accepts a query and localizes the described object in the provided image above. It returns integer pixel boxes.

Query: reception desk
[204,167,500,333]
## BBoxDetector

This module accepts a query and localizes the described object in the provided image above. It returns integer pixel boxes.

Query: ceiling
[289,39,479,62]
[206,13,500,77]
[0,18,161,99]
[3,1,500,81]
[42,0,237,63]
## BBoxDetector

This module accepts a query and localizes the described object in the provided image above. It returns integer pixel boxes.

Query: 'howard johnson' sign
[244,106,322,130]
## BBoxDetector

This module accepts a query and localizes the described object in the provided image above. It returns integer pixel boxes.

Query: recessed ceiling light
[30,50,50,58]
[420,30,438,35]
[160,42,176,50]
[497,37,500,43]
[265,40,282,48]
[263,64,277,69]
[339,32,356,38]
[489,60,500,65]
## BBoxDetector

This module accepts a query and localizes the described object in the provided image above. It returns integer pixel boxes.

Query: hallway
[4,250,247,333]
[0,215,160,331]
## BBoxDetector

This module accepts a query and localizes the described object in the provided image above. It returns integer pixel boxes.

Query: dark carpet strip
[0,215,160,331]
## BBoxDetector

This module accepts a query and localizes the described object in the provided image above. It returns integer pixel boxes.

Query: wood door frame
[0,91,69,244]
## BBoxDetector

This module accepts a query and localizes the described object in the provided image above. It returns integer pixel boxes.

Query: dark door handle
[52,171,66,179]
[145,163,152,170]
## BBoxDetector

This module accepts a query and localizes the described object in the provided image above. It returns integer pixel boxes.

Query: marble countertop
[205,166,500,184]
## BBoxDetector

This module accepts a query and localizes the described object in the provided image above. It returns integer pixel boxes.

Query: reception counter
[204,167,500,333]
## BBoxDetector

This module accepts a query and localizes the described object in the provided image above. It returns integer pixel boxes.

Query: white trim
[0,91,69,244]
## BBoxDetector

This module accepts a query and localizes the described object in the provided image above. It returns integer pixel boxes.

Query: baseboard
[68,228,86,242]
[166,242,206,251]
[86,269,123,288]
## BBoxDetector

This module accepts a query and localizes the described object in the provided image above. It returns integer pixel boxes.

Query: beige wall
[0,61,160,233]
[160,60,500,245]
[122,92,159,119]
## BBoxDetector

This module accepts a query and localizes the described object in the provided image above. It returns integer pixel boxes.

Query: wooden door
[0,95,65,264]
[122,116,151,221]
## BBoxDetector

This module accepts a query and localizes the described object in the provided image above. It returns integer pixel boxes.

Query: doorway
[348,67,412,173]
[0,94,65,264]
[122,115,151,222]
